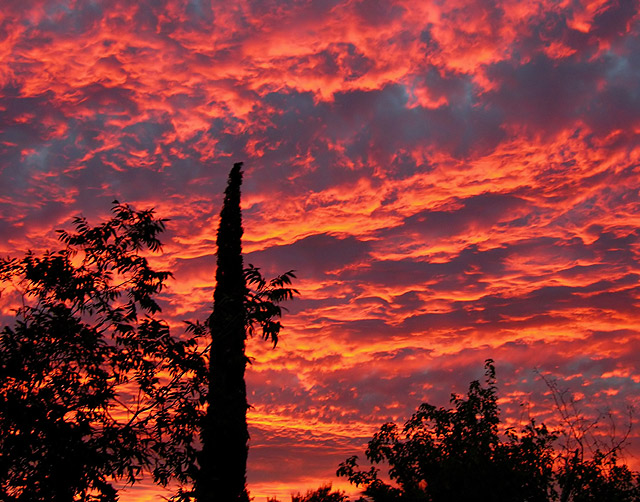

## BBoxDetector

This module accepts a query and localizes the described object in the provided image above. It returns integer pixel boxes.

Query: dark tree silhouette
[338,360,640,502]
[196,162,297,502]
[0,188,296,502]
[196,162,249,502]
[339,360,557,502]
[0,202,205,501]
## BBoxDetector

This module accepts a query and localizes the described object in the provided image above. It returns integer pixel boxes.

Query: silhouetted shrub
[268,484,350,502]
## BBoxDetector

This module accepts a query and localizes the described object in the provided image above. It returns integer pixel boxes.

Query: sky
[1,0,640,499]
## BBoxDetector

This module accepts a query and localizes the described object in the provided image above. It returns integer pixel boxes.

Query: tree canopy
[0,187,298,501]
[337,360,640,502]
[0,201,202,501]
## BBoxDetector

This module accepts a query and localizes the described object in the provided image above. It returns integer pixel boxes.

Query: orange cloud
[1,0,640,499]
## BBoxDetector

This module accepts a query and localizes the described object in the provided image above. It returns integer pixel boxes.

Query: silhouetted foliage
[0,202,204,501]
[558,451,640,502]
[268,484,350,502]
[0,191,297,502]
[338,360,640,502]
[535,370,638,502]
[244,263,297,348]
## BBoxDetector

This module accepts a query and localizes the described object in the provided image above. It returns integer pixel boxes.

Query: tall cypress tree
[197,162,250,501]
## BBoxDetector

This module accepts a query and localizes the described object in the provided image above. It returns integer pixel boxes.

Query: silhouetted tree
[196,161,248,502]
[338,360,557,502]
[536,370,638,502]
[0,191,296,502]
[338,360,640,502]
[196,163,297,502]
[0,202,205,501]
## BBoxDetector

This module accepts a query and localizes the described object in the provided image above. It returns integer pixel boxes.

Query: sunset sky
[1,0,640,500]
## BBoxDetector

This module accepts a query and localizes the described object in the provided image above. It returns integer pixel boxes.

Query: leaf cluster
[244,264,298,347]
